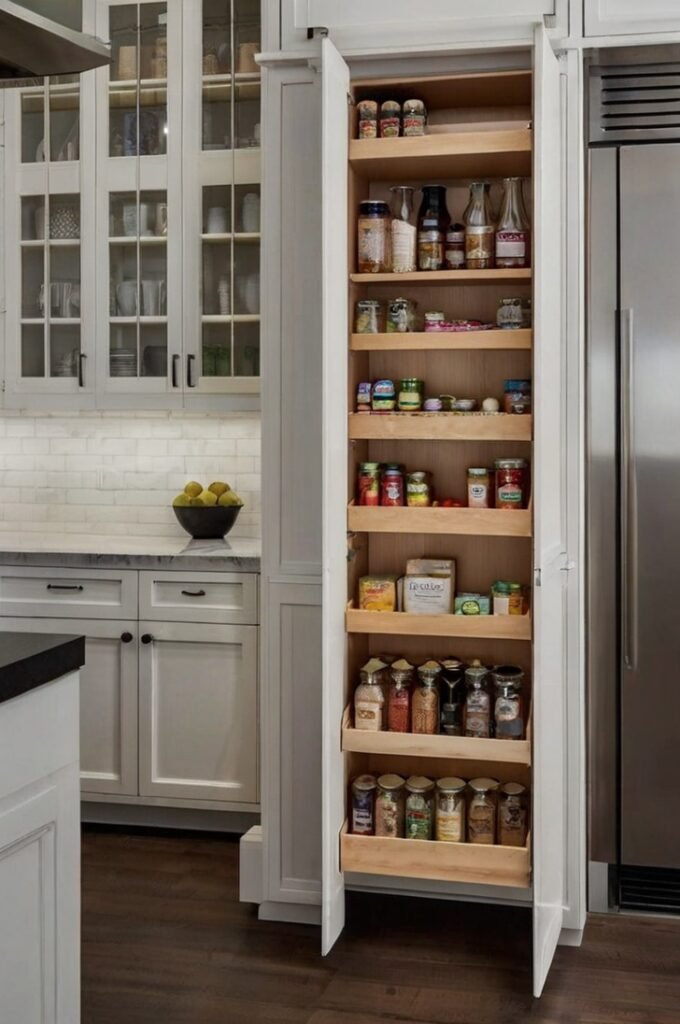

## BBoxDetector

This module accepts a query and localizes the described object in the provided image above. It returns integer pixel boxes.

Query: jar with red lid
[358,462,381,506]
[380,464,405,506]
[495,458,528,509]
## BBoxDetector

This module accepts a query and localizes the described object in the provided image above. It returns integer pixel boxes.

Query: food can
[380,100,401,138]
[495,458,528,509]
[372,379,396,412]
[357,463,381,506]
[355,299,385,334]
[386,297,416,333]
[380,464,405,507]
[402,98,427,136]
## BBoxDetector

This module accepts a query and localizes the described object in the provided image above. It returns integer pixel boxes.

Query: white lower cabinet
[138,621,258,804]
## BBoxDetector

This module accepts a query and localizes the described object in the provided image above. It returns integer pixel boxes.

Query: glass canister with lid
[498,782,528,846]
[375,774,406,837]
[387,658,413,732]
[357,200,391,274]
[405,776,435,839]
[397,378,424,412]
[464,659,492,738]
[467,777,499,845]
[435,777,467,842]
[354,658,386,732]
[439,657,465,735]
[412,661,441,734]
[492,664,525,740]
[351,774,377,834]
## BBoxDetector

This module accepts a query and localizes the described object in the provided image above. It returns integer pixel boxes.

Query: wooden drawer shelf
[348,413,532,442]
[341,707,532,766]
[347,502,531,538]
[350,269,532,285]
[346,605,531,641]
[349,128,532,182]
[341,824,531,888]
[350,329,532,352]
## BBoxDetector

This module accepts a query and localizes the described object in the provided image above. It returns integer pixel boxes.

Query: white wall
[0,411,260,539]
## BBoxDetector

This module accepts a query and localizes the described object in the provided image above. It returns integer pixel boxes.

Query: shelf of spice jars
[340,821,531,888]
[341,706,532,766]
[347,502,531,537]
[350,269,532,285]
[348,412,532,442]
[348,128,532,184]
[350,329,532,352]
[346,604,532,641]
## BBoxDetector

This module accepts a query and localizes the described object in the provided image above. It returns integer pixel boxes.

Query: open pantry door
[532,24,568,999]
[320,35,350,957]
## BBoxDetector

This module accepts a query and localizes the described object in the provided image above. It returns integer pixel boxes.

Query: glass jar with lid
[439,658,465,735]
[387,658,413,732]
[467,777,499,845]
[402,98,427,136]
[417,185,450,271]
[435,777,466,842]
[495,177,530,268]
[353,657,386,732]
[492,665,525,740]
[412,661,441,734]
[498,782,528,846]
[464,659,492,738]
[375,774,406,837]
[351,774,377,835]
[357,200,391,274]
[397,378,424,412]
[405,776,435,839]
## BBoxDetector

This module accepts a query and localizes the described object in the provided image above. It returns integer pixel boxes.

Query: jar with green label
[398,378,424,412]
[405,776,435,839]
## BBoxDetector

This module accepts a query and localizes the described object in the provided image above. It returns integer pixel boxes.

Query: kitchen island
[0,632,85,1024]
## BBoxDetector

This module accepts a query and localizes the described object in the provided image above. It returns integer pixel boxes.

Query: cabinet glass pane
[234,82,260,150]
[50,325,80,378]
[234,0,260,73]
[110,323,138,378]
[140,324,167,376]
[234,322,259,377]
[49,76,80,162]
[110,3,168,157]
[202,242,230,316]
[202,0,231,151]
[22,325,45,378]
[21,89,45,163]
[21,197,46,242]
[49,247,81,320]
[233,239,259,316]
[22,249,44,319]
[202,324,231,378]
[235,183,259,234]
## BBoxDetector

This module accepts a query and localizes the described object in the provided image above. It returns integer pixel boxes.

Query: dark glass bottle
[417,185,450,272]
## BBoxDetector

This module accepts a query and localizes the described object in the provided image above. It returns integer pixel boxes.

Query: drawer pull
[141,633,154,645]
[47,584,84,592]
[120,632,133,644]
[181,589,206,598]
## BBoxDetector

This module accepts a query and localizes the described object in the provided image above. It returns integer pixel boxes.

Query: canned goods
[355,299,385,334]
[357,463,380,506]
[380,465,405,506]
[380,100,401,138]
[397,378,424,412]
[495,458,528,509]
[424,310,446,332]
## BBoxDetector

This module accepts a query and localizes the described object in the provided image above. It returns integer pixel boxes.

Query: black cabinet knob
[141,633,154,645]
[120,632,133,643]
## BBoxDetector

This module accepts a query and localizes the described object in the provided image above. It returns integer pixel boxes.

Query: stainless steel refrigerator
[588,55,680,913]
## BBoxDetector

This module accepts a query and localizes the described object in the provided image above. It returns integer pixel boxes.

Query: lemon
[198,489,218,506]
[219,490,243,507]
[172,493,191,507]
[208,481,230,498]
[189,496,204,507]
[184,481,203,498]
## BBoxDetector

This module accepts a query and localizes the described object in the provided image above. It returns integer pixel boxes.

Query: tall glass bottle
[463,182,495,270]
[495,177,531,268]
[417,185,450,271]
[390,186,416,273]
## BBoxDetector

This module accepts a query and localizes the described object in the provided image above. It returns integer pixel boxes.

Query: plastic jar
[357,201,391,274]
[375,774,406,837]
[436,777,466,842]
[405,776,435,839]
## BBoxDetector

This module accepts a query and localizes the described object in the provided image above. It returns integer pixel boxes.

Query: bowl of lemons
[172,481,243,539]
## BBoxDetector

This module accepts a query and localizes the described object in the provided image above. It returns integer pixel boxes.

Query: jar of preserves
[439,657,465,735]
[371,379,396,412]
[495,177,530,268]
[467,467,490,509]
[508,582,528,615]
[351,774,377,834]
[503,379,531,414]
[405,776,435,839]
[467,778,499,845]
[375,774,406,837]
[495,458,528,509]
[387,297,417,333]
[354,658,386,732]
[463,182,495,270]
[464,659,492,738]
[498,782,528,847]
[493,580,527,614]
[493,665,525,740]
[357,201,391,274]
[380,464,405,506]
[412,661,441,734]
[424,310,446,332]
[436,777,466,842]
[387,659,413,732]
[380,100,401,138]
[417,185,450,271]
[406,471,431,507]
[355,298,385,334]
[445,223,466,269]
[402,98,426,136]
[397,378,424,412]
[389,187,417,274]
[357,99,378,139]
[357,462,380,506]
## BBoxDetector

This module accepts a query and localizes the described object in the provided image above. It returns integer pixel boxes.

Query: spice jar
[436,777,466,842]
[464,659,492,738]
[439,658,465,735]
[351,775,377,834]
[496,297,524,330]
[405,776,435,839]
[406,471,431,507]
[357,463,380,506]
[463,182,495,270]
[387,297,417,333]
[493,665,525,740]
[495,458,528,509]
[503,379,532,414]
[412,661,441,734]
[498,782,528,846]
[357,99,378,139]
[387,659,413,732]
[467,778,499,845]
[402,98,426,136]
[355,298,385,334]
[375,774,406,837]
[371,379,396,412]
[389,187,417,274]
[357,201,391,274]
[380,100,401,138]
[380,464,405,506]
[417,185,450,271]
[445,223,466,269]
[467,467,490,509]
[354,658,386,731]
[397,378,424,412]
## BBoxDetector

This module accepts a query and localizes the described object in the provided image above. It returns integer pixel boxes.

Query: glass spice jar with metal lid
[464,659,492,738]
[467,777,499,845]
[467,467,491,509]
[355,298,385,334]
[498,782,528,847]
[353,658,386,732]
[387,297,417,333]
[492,664,525,740]
[357,200,392,274]
[357,462,380,506]
[412,661,441,734]
[387,658,413,732]
[405,776,435,839]
[351,774,377,835]
[375,774,406,837]
[402,98,427,136]
[357,99,378,139]
[435,777,467,843]
[380,100,401,138]
[406,470,431,507]
[397,378,424,412]
[380,464,405,507]
[439,658,465,735]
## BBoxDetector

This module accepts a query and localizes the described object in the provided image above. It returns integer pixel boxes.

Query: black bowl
[173,504,242,540]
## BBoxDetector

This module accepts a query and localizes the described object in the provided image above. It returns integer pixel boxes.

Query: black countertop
[0,632,85,706]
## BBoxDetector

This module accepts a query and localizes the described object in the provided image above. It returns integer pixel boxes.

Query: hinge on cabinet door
[307,26,329,40]
[560,560,576,573]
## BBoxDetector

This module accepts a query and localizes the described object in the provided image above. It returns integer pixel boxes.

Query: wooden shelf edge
[350,269,532,285]
[346,605,531,641]
[350,329,532,351]
[349,128,532,164]
[347,503,531,538]
[348,413,532,442]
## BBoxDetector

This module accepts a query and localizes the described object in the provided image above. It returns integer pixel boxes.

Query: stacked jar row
[351,773,528,846]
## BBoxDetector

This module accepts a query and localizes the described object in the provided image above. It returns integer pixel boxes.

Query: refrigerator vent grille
[620,866,680,914]
[590,64,680,144]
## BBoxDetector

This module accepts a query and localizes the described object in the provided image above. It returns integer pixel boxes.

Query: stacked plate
[53,351,77,378]
[110,349,137,377]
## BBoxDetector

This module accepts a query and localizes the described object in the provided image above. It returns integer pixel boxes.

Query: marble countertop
[0,632,85,706]
[0,534,261,572]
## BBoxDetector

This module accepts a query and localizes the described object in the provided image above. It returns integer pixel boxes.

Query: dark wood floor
[82,829,680,1024]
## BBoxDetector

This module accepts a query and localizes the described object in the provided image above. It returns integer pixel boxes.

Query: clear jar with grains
[353,658,386,732]
[492,665,525,740]
[412,661,441,734]
[387,659,413,732]
[357,201,391,274]
[498,782,528,847]
[436,777,466,842]
[464,659,492,738]
[405,776,435,839]
[375,774,406,837]
[467,777,499,845]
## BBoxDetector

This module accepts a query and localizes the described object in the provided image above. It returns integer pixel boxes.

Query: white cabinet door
[585,0,680,36]
[320,36,349,958]
[532,25,568,999]
[138,620,258,805]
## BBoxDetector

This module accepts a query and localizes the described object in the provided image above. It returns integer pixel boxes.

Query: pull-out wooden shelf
[347,502,532,538]
[350,269,532,285]
[341,707,532,766]
[348,128,532,183]
[341,823,531,888]
[348,413,532,442]
[350,329,532,352]
[346,605,532,641]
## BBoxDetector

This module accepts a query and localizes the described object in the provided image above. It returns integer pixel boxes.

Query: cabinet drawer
[0,566,138,620]
[139,571,258,625]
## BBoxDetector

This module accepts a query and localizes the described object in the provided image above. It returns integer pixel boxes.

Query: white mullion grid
[44,79,51,380]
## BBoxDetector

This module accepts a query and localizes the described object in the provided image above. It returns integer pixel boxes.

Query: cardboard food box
[403,574,453,615]
[358,574,398,612]
[454,593,491,615]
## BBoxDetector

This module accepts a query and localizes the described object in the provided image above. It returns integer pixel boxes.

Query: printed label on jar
[398,392,421,411]
[403,115,425,136]
[359,119,378,139]
[406,809,431,840]
[352,807,373,834]
[380,117,400,138]
[468,483,488,507]
[496,230,528,260]
[465,225,494,263]
[497,484,523,506]
[437,807,463,843]
[418,230,444,271]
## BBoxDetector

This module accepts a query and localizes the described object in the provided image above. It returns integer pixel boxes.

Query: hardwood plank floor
[82,829,680,1024]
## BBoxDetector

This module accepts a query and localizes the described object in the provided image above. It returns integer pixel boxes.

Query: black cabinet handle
[79,353,86,387]
[181,589,206,598]
[187,353,196,388]
[141,633,153,644]
[120,632,133,643]
[172,353,180,388]
[47,584,84,592]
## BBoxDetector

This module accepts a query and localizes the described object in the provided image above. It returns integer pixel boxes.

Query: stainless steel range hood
[0,0,110,86]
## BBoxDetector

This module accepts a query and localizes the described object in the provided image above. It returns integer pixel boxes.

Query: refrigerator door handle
[621,307,639,673]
